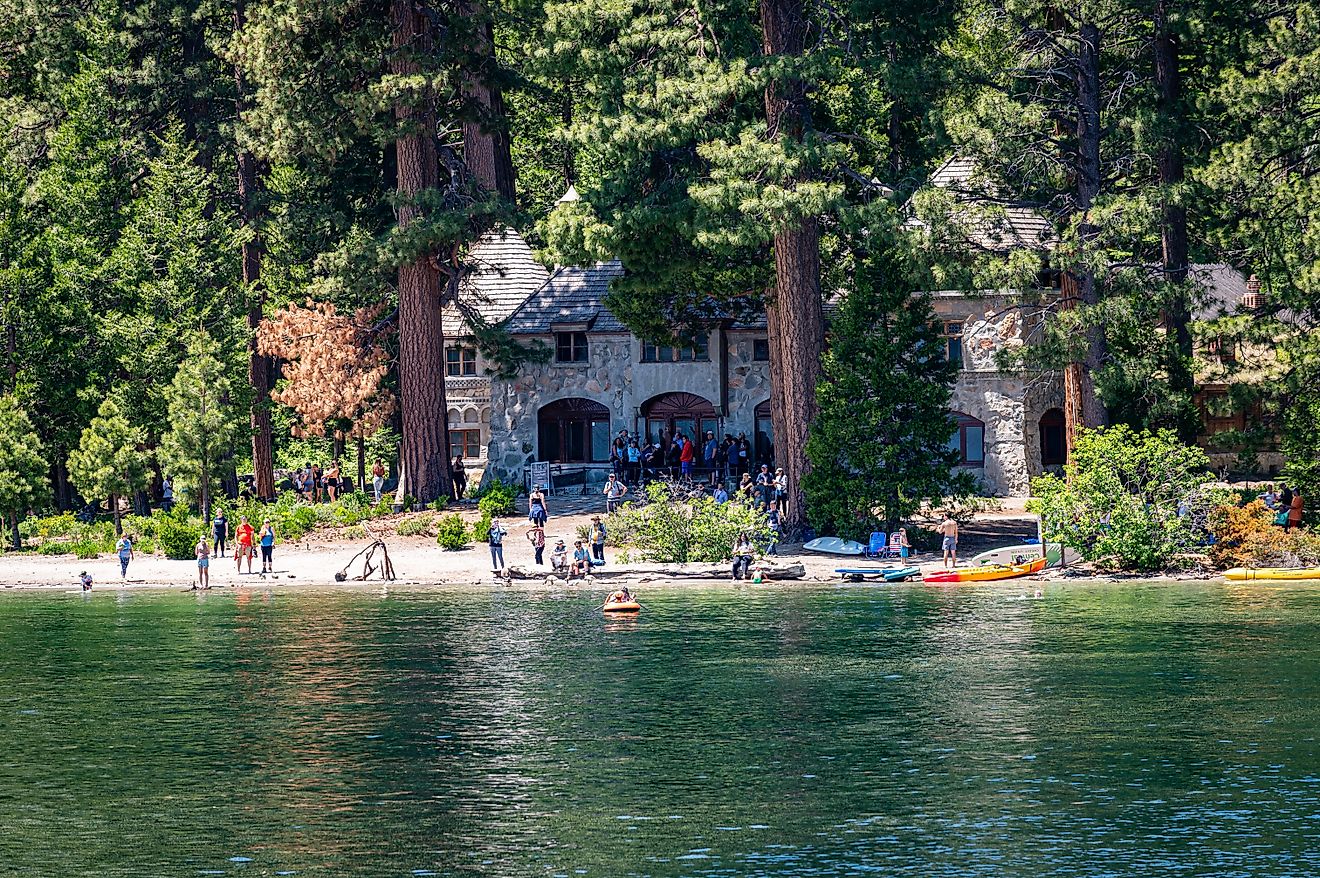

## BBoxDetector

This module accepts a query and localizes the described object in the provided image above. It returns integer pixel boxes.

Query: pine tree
[803,250,966,539]
[68,399,152,535]
[0,396,48,549]
[158,333,242,522]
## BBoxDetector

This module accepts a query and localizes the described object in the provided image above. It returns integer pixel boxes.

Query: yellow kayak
[924,557,1047,583]
[1223,567,1320,581]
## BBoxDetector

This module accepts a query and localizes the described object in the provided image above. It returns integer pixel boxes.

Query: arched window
[754,399,774,466]
[947,411,985,467]
[641,392,718,444]
[1039,408,1066,466]
[538,398,611,463]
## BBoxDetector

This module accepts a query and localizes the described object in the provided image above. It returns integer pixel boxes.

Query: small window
[948,411,984,467]
[445,347,477,377]
[641,337,708,362]
[941,322,964,367]
[753,338,770,361]
[449,429,482,459]
[555,331,588,363]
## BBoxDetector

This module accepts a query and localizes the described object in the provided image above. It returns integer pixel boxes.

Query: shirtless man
[938,513,959,570]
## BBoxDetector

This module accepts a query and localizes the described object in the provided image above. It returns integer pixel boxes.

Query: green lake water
[1,581,1319,877]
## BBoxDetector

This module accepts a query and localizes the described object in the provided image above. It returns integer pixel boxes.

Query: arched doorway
[947,411,985,467]
[754,399,774,466]
[1039,408,1066,466]
[641,392,717,444]
[538,398,611,463]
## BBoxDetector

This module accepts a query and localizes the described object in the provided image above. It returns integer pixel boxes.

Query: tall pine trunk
[236,8,274,501]
[392,0,452,503]
[760,0,825,536]
[1062,19,1108,449]
[1155,1,1196,443]
[459,2,516,201]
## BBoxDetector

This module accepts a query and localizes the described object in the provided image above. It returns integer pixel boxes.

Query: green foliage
[0,396,49,536]
[67,399,151,517]
[435,514,471,550]
[606,482,772,564]
[1028,426,1223,572]
[471,511,493,544]
[803,250,972,541]
[431,495,449,512]
[155,516,199,561]
[157,332,241,517]
[396,515,435,537]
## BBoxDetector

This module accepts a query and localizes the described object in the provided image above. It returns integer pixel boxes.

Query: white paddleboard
[803,537,866,556]
[971,543,1079,568]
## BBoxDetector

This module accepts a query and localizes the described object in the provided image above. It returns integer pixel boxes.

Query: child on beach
[79,571,92,591]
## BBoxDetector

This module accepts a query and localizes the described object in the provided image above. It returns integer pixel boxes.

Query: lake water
[1,582,1319,876]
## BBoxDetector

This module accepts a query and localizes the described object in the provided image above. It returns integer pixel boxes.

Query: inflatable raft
[923,557,1048,584]
[1223,567,1320,582]
[602,601,642,612]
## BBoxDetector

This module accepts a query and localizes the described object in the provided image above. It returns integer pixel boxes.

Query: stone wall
[932,291,1063,495]
[485,329,773,485]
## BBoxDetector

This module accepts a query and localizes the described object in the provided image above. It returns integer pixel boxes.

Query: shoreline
[0,504,1298,594]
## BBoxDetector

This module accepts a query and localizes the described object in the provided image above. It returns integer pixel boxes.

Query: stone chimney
[1242,273,1264,310]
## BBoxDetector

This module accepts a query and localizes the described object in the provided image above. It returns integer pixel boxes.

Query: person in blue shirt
[488,518,507,572]
[259,519,276,573]
[570,540,591,578]
[703,431,719,485]
[115,535,134,580]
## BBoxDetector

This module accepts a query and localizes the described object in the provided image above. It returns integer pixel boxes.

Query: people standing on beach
[236,515,255,574]
[372,459,386,504]
[527,523,546,565]
[115,534,134,580]
[326,461,341,502]
[1288,489,1305,532]
[195,537,210,589]
[488,517,507,572]
[938,514,959,570]
[212,510,228,557]
[452,455,467,500]
[897,527,912,562]
[529,484,548,526]
[703,431,719,485]
[766,510,780,556]
[259,519,275,573]
[603,472,627,513]
[590,515,607,562]
[755,464,774,511]
[626,439,641,485]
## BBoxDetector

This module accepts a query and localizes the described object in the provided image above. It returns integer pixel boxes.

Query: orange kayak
[603,601,641,612]
[923,557,1047,584]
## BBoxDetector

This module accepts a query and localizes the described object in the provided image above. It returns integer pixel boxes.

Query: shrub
[22,513,77,540]
[435,514,470,550]
[72,539,104,560]
[607,482,772,563]
[432,495,449,512]
[471,510,493,544]
[1210,500,1320,568]
[342,524,367,540]
[1029,425,1224,571]
[396,515,436,537]
[373,497,394,518]
[156,517,199,560]
[476,479,518,517]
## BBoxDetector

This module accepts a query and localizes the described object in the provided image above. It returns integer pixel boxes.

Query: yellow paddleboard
[1223,567,1320,581]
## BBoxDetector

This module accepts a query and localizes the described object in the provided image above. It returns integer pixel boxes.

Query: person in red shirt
[679,433,695,481]
[236,515,256,574]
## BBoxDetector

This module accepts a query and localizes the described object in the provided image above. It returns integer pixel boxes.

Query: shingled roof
[504,261,628,334]
[442,226,550,336]
[913,155,1056,252]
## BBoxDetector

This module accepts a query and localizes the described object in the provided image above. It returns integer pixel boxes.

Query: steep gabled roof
[504,261,628,334]
[913,155,1056,252]
[442,226,550,336]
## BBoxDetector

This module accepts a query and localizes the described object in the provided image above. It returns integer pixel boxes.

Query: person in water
[79,571,93,592]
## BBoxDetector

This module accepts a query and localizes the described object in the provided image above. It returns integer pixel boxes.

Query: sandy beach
[0,500,1067,591]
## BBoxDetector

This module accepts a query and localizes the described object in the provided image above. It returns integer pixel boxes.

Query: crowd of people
[605,429,777,491]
